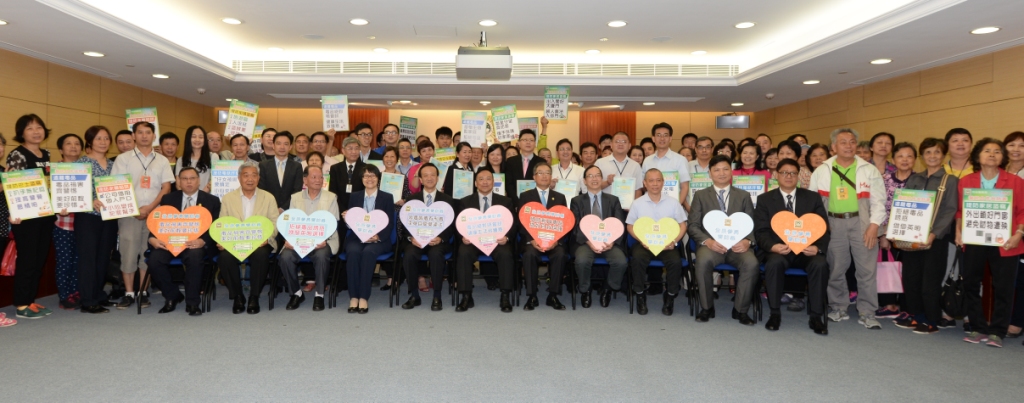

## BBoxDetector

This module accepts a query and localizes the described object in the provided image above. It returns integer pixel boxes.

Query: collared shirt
[397,160,415,175]
[689,159,710,174]
[181,191,199,211]
[537,186,551,207]
[712,184,731,210]
[303,189,323,212]
[175,152,219,191]
[589,192,602,215]
[521,153,534,176]
[364,190,377,211]
[478,191,494,211]
[626,193,688,225]
[423,189,437,206]
[360,149,373,162]
[642,149,692,183]
[112,147,174,206]
[555,162,585,195]
[779,187,797,212]
[240,191,256,219]
[594,155,644,195]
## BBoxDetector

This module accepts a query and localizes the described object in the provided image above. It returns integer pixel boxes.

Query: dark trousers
[521,242,566,296]
[573,243,628,292]
[148,247,205,307]
[278,247,332,295]
[457,242,514,293]
[764,252,829,316]
[11,216,55,306]
[963,245,1018,338]
[218,246,272,300]
[74,214,118,307]
[1012,259,1024,328]
[403,242,449,299]
[630,245,682,295]
[345,239,392,300]
[899,241,948,325]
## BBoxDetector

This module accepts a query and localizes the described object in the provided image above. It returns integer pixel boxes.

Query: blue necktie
[541,190,547,208]
[483,196,489,212]
[426,194,433,207]
[717,189,727,211]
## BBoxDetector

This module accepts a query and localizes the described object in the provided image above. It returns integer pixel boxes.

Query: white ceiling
[1,0,1022,112]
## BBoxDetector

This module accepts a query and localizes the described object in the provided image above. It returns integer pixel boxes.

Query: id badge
[346,184,352,193]
[140,175,152,189]
[836,186,849,201]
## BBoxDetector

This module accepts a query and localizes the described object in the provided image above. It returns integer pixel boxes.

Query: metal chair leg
[137,271,151,315]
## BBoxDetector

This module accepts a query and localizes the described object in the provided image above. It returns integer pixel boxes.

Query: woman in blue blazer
[343,164,395,313]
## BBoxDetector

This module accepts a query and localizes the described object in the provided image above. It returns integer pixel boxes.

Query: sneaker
[875,307,900,319]
[33,304,53,316]
[0,312,15,327]
[985,335,1003,348]
[781,293,793,304]
[828,308,850,322]
[116,295,135,310]
[963,331,988,344]
[859,315,882,329]
[139,292,151,309]
[849,291,858,303]
[894,318,917,329]
[893,312,912,322]
[937,318,956,328]
[963,321,973,334]
[912,323,938,334]
[787,298,805,312]
[15,304,49,319]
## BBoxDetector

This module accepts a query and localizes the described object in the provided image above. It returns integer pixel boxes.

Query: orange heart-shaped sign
[770,211,826,254]
[146,205,214,256]
[518,201,575,250]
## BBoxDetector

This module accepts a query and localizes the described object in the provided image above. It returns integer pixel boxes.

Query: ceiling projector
[456,32,512,81]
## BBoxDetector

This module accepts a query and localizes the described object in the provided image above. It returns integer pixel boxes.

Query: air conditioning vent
[230,60,738,77]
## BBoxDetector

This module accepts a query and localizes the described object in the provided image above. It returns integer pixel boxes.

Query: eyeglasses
[654,134,671,138]
[614,140,629,144]
[696,145,712,150]
[383,131,399,135]
[534,172,551,176]
[358,132,373,137]
[585,174,603,179]
[363,174,378,179]
[777,171,799,177]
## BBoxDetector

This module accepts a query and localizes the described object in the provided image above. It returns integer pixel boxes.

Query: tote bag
[876,249,903,293]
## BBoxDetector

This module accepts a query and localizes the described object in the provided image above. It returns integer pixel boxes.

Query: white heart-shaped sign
[277,209,338,258]
[344,207,390,243]
[702,210,754,250]
[399,200,455,248]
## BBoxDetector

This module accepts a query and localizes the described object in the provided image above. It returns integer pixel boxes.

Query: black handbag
[942,249,965,318]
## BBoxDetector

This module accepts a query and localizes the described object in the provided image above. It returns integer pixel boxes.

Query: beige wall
[636,111,754,150]
[0,48,219,160]
[750,44,1024,148]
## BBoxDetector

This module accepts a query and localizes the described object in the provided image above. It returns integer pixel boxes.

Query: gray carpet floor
[2,283,1022,402]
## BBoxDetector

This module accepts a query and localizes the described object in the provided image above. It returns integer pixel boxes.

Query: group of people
[1,115,1022,349]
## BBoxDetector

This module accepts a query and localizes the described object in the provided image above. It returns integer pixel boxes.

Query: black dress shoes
[765,314,781,331]
[285,294,305,311]
[600,289,612,308]
[738,313,756,326]
[809,316,829,335]
[358,306,368,314]
[581,291,592,308]
[81,305,109,314]
[696,307,716,322]
[158,295,184,314]
[635,293,648,315]
[348,306,358,313]
[380,283,392,291]
[547,294,565,310]
[662,293,675,316]
[232,296,246,314]
[523,295,538,311]
[312,297,324,311]
[732,308,742,320]
[247,298,260,314]
[500,292,513,313]
[186,305,202,316]
[430,297,443,311]
[98,300,114,308]
[402,296,422,310]
[456,293,472,312]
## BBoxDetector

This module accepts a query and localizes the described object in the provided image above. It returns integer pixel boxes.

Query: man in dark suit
[755,158,831,334]
[503,129,544,204]
[353,122,383,162]
[146,167,221,316]
[328,136,367,217]
[570,165,628,308]
[401,163,458,311]
[518,161,568,311]
[455,169,517,313]
[258,131,303,212]
[689,155,760,325]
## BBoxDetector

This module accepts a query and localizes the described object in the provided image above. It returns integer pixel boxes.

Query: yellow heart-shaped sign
[631,217,681,255]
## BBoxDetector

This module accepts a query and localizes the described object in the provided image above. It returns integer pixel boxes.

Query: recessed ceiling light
[367,36,376,40]
[412,103,418,106]
[221,18,242,25]
[735,22,756,29]
[480,101,491,105]
[870,58,892,65]
[0,20,8,26]
[479,20,497,27]
[399,100,411,104]
[643,102,656,106]
[599,37,609,42]
[607,21,627,28]
[268,47,283,52]
[83,51,104,57]
[803,80,820,85]
[152,74,169,79]
[971,26,1000,35]
[731,103,744,106]
[226,98,236,102]
[585,49,601,55]
[373,48,389,53]
[349,18,369,26]
[691,50,707,55]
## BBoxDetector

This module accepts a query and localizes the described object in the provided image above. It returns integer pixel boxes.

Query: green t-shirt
[828,161,859,213]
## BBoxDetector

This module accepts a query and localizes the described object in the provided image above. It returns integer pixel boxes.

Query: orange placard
[146,205,213,256]
[770,211,826,255]
[518,201,575,250]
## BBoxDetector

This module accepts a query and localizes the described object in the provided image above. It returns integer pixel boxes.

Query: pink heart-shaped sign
[455,205,514,256]
[579,215,624,249]
[399,200,455,248]
[344,207,390,243]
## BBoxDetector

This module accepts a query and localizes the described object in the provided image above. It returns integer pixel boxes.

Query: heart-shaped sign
[518,202,575,250]
[702,210,754,250]
[145,205,213,256]
[631,217,681,256]
[770,211,827,254]
[209,215,275,261]
[344,207,390,243]
[277,209,338,258]
[399,200,455,248]
[455,205,514,256]
[580,215,624,249]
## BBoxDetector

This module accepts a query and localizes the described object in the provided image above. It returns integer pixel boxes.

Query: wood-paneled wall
[579,111,636,146]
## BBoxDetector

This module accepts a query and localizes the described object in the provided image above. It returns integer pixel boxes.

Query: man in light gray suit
[688,155,760,325]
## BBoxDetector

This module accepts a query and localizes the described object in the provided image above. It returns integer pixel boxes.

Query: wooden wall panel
[47,64,100,113]
[920,55,993,96]
[864,115,922,143]
[993,46,1024,101]
[142,89,177,131]
[45,106,99,149]
[774,100,808,123]
[918,104,993,139]
[863,96,922,122]
[278,108,325,136]
[845,88,865,123]
[579,111,636,146]
[99,78,142,118]
[0,97,47,142]
[175,99,204,129]
[920,83,992,112]
[989,98,1024,137]
[253,107,279,131]
[864,73,920,106]
[807,91,848,117]
[0,49,48,104]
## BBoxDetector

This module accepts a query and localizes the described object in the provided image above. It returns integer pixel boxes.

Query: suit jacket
[361,149,383,162]
[503,154,544,204]
[688,185,756,245]
[346,189,395,245]
[148,190,222,257]
[569,192,627,250]
[403,190,458,243]
[288,189,341,254]
[258,158,303,210]
[441,161,474,197]
[754,188,830,254]
[327,158,367,214]
[459,192,517,243]
[219,188,280,250]
[517,187,567,243]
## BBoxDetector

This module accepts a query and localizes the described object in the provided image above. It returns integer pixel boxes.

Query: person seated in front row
[754,158,831,335]
[342,164,395,314]
[518,161,568,311]
[401,163,458,311]
[278,165,340,312]
[689,155,760,324]
[217,161,280,315]
[625,169,687,316]
[455,169,517,313]
[570,165,628,308]
[147,167,221,316]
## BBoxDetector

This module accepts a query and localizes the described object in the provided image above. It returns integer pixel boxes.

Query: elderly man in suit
[400,163,458,311]
[217,161,280,315]
[455,169,517,313]
[754,158,831,334]
[328,136,367,217]
[689,155,760,325]
[146,167,221,316]
[258,130,303,212]
[277,165,340,312]
[518,161,569,311]
[570,165,628,308]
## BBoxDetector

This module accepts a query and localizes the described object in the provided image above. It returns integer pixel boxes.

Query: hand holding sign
[702,211,754,251]
[278,209,338,258]
[456,205,514,256]
[518,202,574,250]
[209,216,274,261]
[399,200,455,248]
[344,207,390,243]
[631,217,680,255]
[770,211,827,254]
[580,215,624,250]
[146,205,213,256]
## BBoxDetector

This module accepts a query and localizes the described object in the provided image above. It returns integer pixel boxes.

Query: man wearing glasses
[570,165,629,308]
[373,123,401,156]
[641,122,692,211]
[688,137,715,174]
[309,131,339,169]
[351,123,383,162]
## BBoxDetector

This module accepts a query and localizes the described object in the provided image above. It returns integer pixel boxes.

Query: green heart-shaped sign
[209,215,275,261]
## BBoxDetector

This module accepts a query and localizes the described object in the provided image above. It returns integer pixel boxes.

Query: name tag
[140,175,152,189]
[346,184,353,193]
[836,186,849,201]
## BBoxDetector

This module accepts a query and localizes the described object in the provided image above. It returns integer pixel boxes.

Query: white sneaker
[859,315,882,329]
[828,309,849,322]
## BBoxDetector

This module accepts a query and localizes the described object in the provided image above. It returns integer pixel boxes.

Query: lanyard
[612,159,627,176]
[133,150,155,175]
[557,164,573,179]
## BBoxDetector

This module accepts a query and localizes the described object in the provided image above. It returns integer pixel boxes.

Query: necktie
[717,189,727,211]
[277,160,286,185]
[186,196,193,208]
[426,194,433,207]
[522,157,529,176]
[786,194,794,213]
[541,190,547,208]
[483,196,489,212]
[347,164,354,180]
[592,195,602,219]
